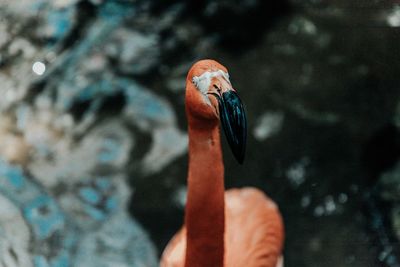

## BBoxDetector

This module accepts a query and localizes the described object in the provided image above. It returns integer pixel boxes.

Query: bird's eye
[213,84,220,91]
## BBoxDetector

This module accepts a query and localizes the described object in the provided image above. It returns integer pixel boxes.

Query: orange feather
[161,60,284,267]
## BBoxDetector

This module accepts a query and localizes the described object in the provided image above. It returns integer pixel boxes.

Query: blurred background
[0,0,400,266]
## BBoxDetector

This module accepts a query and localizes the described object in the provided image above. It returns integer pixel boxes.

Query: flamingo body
[161,188,284,267]
[161,60,284,267]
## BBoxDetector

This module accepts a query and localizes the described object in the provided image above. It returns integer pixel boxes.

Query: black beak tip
[232,143,245,164]
[218,91,247,165]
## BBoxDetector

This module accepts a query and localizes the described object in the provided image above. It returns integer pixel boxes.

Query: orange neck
[184,117,225,267]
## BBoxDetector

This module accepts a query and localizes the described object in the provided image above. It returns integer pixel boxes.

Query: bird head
[186,59,247,164]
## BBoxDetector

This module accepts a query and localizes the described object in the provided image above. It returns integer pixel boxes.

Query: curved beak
[213,90,247,164]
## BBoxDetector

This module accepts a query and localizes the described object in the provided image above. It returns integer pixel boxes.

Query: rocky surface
[0,0,399,267]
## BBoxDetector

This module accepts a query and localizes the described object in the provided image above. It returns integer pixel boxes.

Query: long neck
[185,118,225,267]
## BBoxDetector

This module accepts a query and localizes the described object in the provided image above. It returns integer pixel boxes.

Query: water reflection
[32,62,46,76]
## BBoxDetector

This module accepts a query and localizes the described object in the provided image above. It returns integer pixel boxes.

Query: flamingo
[161,59,284,267]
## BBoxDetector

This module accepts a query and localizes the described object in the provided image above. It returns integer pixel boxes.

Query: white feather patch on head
[192,70,230,102]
